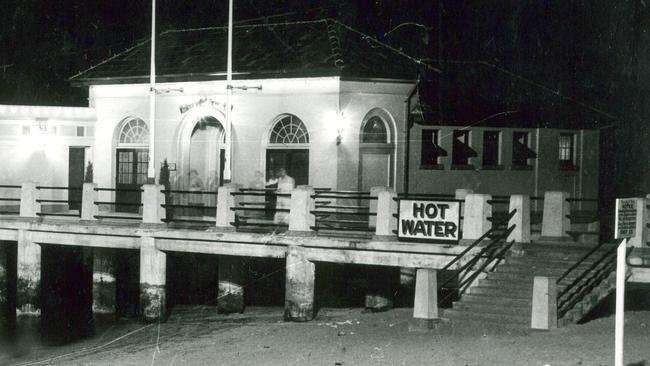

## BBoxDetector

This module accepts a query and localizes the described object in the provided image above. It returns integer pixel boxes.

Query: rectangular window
[558,133,575,168]
[420,129,445,167]
[512,131,537,168]
[76,126,85,137]
[482,131,501,167]
[452,130,476,166]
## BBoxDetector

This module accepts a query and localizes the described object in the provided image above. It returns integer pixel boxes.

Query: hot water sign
[397,200,461,243]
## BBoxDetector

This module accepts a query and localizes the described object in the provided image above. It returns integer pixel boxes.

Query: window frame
[420,128,444,169]
[511,131,534,170]
[451,129,476,169]
[558,132,578,170]
[481,130,503,169]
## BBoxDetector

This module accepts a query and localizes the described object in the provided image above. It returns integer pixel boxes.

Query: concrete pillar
[139,235,166,322]
[19,182,40,218]
[142,184,166,225]
[17,230,40,315]
[217,256,244,314]
[92,248,116,314]
[369,186,387,229]
[413,269,438,323]
[0,242,15,327]
[541,191,571,239]
[81,182,98,221]
[374,189,397,238]
[288,186,315,233]
[455,189,472,232]
[284,245,315,322]
[531,276,558,330]
[627,197,648,248]
[508,194,531,243]
[216,183,241,230]
[463,193,492,241]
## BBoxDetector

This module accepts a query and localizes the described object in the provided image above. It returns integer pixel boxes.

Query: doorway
[266,149,309,186]
[358,114,394,191]
[115,149,148,213]
[68,147,85,210]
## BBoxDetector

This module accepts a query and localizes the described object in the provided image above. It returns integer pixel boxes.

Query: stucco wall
[0,105,95,204]
[408,125,599,201]
[90,77,342,190]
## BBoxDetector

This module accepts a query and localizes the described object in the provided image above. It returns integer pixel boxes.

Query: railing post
[284,245,315,321]
[627,197,647,248]
[541,191,570,239]
[19,182,40,218]
[374,189,397,238]
[142,184,166,225]
[463,193,492,242]
[413,268,439,327]
[508,194,531,244]
[369,186,386,229]
[81,183,98,221]
[531,276,558,330]
[455,188,472,233]
[289,185,315,234]
[216,183,241,230]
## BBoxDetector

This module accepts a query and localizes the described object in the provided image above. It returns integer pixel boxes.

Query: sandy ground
[1,307,649,366]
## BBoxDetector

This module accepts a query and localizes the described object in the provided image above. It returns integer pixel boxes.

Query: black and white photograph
[0,1,649,365]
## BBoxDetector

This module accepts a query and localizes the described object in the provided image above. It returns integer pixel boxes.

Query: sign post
[613,198,636,366]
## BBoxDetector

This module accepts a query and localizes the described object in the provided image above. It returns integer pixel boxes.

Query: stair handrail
[438,224,516,305]
[437,209,517,306]
[556,240,611,284]
[556,239,626,318]
[441,208,517,272]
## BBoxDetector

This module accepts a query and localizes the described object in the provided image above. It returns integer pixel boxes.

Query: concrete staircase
[443,240,617,328]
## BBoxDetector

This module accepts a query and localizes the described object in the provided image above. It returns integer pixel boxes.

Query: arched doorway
[265,114,310,185]
[114,117,149,212]
[188,116,226,192]
[358,112,395,191]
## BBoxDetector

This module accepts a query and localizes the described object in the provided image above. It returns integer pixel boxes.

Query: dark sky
[0,0,649,127]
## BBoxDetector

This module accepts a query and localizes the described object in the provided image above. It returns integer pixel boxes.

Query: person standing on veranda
[273,168,295,225]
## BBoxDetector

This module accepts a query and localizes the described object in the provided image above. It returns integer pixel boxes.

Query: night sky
[1,0,649,127]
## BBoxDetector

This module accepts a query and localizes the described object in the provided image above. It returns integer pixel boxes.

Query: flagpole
[147,0,157,182]
[223,0,233,183]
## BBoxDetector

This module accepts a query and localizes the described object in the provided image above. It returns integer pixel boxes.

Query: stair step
[478,278,534,289]
[453,301,530,316]
[469,285,532,298]
[443,308,530,326]
[460,293,532,307]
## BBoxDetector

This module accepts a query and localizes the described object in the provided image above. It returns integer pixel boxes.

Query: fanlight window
[361,116,389,143]
[269,115,309,144]
[119,118,149,145]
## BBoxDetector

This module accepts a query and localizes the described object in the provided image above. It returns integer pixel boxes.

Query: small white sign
[614,198,637,239]
[397,200,461,242]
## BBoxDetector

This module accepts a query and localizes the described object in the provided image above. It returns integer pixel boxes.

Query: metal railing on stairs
[556,239,627,319]
[437,209,518,306]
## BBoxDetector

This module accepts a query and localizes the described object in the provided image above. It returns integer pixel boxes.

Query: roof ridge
[326,18,441,75]
[162,19,327,35]
[324,20,344,70]
[68,37,151,81]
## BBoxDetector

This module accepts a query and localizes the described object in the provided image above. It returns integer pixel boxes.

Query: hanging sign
[397,199,461,243]
[614,198,637,239]
[179,97,225,114]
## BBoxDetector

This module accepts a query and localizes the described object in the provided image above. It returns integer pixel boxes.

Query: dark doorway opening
[68,147,85,210]
[115,149,148,213]
[265,149,309,185]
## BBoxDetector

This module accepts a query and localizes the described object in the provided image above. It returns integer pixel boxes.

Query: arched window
[269,115,309,144]
[361,116,389,143]
[118,118,149,146]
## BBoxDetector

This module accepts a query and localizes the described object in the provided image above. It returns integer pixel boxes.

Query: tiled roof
[69,19,427,85]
